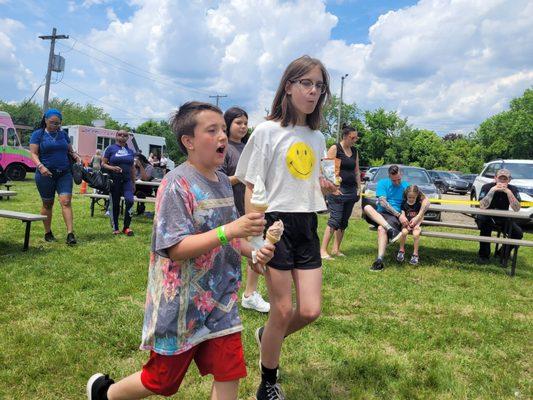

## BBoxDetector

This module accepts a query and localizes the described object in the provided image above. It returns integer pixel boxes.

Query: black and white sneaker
[256,381,285,400]
[44,231,56,242]
[66,232,77,245]
[370,259,384,272]
[87,373,114,400]
[387,228,402,244]
[255,326,281,380]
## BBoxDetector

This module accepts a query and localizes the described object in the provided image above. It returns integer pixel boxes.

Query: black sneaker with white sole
[256,381,286,400]
[370,259,384,271]
[255,326,281,380]
[87,373,114,400]
[387,228,402,244]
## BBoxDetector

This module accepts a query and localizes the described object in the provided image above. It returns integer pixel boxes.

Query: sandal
[122,228,134,236]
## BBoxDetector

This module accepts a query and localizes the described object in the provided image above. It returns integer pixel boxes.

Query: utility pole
[39,27,69,111]
[336,73,348,142]
[209,94,227,107]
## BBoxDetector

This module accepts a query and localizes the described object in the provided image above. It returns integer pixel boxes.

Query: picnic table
[0,190,17,200]
[426,204,533,275]
[0,210,46,250]
[135,179,161,187]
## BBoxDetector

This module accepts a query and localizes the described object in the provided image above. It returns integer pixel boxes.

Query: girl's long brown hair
[267,55,331,130]
[403,184,425,203]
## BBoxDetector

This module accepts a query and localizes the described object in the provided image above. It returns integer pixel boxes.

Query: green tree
[360,108,407,165]
[321,95,365,140]
[474,88,533,161]
[135,120,184,165]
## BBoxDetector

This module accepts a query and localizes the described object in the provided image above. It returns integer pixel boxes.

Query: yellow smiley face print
[286,141,316,180]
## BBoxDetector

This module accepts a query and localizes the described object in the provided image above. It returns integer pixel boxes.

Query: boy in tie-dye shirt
[87,102,275,400]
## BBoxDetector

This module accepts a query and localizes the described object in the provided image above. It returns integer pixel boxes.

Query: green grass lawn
[1,177,532,399]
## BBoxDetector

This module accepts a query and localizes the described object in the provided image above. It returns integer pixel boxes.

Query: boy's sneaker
[387,228,402,244]
[409,255,419,265]
[242,292,270,313]
[396,251,405,262]
[44,231,56,242]
[370,259,384,272]
[66,232,77,245]
[256,381,285,400]
[87,373,114,400]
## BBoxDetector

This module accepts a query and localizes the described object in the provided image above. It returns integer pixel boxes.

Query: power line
[209,94,227,107]
[57,39,211,96]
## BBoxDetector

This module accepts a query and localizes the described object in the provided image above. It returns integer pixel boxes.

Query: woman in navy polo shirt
[102,130,136,236]
[29,108,81,245]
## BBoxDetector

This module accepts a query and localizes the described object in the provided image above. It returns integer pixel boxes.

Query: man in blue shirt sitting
[363,165,429,271]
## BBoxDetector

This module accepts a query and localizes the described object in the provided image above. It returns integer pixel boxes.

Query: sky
[1,0,532,134]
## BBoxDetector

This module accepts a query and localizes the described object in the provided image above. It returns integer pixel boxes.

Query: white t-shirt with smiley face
[235,120,327,213]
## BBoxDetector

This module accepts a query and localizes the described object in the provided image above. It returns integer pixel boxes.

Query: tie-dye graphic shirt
[140,162,242,355]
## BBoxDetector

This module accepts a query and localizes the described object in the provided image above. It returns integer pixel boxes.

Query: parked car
[428,170,469,195]
[459,173,477,191]
[361,165,442,221]
[364,167,378,181]
[471,160,533,221]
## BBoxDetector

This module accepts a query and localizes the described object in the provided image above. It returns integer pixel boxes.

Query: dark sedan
[459,174,477,191]
[362,165,442,221]
[428,170,470,195]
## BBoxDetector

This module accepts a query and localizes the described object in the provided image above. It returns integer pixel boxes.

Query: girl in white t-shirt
[235,55,337,399]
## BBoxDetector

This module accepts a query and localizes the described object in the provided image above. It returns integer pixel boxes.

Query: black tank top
[336,143,357,189]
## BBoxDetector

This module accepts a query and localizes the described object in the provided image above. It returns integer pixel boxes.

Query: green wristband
[216,226,229,246]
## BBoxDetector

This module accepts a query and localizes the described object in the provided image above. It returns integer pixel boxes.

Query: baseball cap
[496,168,511,178]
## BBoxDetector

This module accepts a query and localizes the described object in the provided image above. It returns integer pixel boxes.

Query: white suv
[471,159,533,220]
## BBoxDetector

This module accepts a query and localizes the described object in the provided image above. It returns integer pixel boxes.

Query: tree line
[1,88,531,173]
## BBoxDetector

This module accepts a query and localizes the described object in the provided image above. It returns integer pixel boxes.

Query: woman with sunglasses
[30,108,81,245]
[102,130,136,236]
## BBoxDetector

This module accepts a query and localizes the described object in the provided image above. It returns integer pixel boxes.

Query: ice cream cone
[250,202,269,213]
[265,232,280,245]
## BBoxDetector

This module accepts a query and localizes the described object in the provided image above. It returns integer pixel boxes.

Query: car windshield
[439,171,460,179]
[373,167,432,185]
[505,163,533,180]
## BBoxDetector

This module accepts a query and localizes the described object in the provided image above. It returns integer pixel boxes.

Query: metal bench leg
[509,246,519,277]
[23,221,31,251]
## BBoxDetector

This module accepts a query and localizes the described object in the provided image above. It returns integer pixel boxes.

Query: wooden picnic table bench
[0,190,17,200]
[367,204,532,276]
[3,182,13,191]
[0,209,46,250]
[82,193,155,217]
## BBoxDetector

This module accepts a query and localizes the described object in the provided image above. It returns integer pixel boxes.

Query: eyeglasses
[291,79,327,94]
[47,121,61,126]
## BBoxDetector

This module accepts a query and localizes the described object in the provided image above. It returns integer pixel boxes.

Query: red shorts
[140,332,247,396]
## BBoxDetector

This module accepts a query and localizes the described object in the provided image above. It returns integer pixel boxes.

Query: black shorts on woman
[265,212,322,271]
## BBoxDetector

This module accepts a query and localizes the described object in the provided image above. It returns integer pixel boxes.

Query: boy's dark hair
[267,55,331,130]
[388,165,400,175]
[224,107,249,144]
[341,123,357,139]
[169,101,223,154]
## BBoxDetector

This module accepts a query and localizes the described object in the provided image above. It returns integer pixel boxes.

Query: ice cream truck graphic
[0,111,36,180]
[62,125,174,169]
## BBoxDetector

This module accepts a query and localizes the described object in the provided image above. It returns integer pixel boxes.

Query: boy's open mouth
[216,145,225,154]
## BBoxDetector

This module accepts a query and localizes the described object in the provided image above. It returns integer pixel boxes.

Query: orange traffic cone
[80,180,87,194]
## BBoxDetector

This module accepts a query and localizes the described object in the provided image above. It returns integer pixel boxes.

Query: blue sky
[1,0,532,133]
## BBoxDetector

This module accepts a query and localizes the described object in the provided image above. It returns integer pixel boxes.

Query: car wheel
[5,163,26,181]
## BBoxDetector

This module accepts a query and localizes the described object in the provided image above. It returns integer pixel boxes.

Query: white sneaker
[241,291,270,313]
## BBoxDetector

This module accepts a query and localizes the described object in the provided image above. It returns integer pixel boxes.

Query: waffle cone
[265,232,281,245]
[250,203,269,213]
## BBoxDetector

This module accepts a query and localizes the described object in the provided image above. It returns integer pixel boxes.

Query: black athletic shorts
[368,210,402,232]
[265,211,322,271]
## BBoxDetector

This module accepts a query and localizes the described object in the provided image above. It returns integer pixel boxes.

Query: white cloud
[322,0,533,133]
[3,0,531,134]
[0,18,37,99]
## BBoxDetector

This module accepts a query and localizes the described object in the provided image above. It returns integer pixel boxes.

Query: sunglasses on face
[47,121,61,126]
